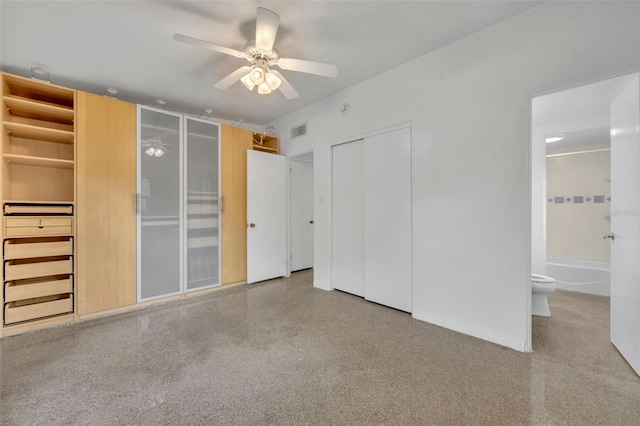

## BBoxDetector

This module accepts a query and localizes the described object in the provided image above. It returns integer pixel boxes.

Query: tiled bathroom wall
[547,147,611,262]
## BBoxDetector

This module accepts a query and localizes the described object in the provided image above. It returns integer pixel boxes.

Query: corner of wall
[313,280,333,292]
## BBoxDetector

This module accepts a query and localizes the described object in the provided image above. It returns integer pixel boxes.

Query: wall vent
[291,123,308,139]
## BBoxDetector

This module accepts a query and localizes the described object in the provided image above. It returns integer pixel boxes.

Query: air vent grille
[291,123,308,139]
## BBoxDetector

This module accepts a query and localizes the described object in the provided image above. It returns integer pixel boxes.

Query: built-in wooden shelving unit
[1,72,76,335]
[252,132,278,154]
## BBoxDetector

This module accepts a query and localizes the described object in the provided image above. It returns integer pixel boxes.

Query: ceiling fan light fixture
[250,66,265,85]
[154,148,165,157]
[265,71,281,90]
[145,147,156,156]
[241,73,256,90]
[258,82,272,94]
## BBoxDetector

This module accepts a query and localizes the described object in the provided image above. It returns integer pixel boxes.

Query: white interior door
[332,140,365,296]
[289,159,314,272]
[247,150,287,284]
[610,75,640,376]
[363,128,412,312]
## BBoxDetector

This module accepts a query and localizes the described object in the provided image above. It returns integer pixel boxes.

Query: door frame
[327,121,412,293]
[287,150,314,276]
[528,69,640,352]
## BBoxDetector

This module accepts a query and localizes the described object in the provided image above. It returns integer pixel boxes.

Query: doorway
[530,72,640,375]
[289,151,314,273]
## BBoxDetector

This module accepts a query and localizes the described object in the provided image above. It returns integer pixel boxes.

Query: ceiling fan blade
[271,70,299,99]
[255,7,280,51]
[173,34,245,58]
[214,66,252,89]
[276,57,338,78]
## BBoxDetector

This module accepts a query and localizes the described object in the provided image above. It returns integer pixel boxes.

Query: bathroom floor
[1,273,638,425]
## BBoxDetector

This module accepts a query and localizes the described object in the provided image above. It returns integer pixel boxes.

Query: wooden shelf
[253,145,278,153]
[3,74,74,107]
[3,95,74,124]
[4,200,74,206]
[3,154,74,169]
[3,122,74,144]
[252,133,278,154]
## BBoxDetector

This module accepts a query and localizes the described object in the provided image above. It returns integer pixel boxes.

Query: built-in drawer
[4,276,73,302]
[4,237,73,260]
[4,257,72,281]
[4,294,73,324]
[4,216,73,238]
[4,204,73,215]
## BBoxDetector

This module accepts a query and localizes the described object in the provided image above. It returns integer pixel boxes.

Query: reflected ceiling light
[545,134,565,143]
[143,136,169,158]
[145,147,165,157]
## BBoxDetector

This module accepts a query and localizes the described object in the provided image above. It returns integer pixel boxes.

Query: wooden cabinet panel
[221,125,253,284]
[76,92,136,315]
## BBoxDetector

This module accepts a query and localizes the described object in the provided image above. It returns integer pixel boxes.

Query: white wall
[269,1,640,351]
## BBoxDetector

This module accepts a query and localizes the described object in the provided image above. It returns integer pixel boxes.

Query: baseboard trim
[412,310,527,352]
[313,280,332,291]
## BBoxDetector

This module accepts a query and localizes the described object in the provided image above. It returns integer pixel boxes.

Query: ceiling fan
[173,7,338,99]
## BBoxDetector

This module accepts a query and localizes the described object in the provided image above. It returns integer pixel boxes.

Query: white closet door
[332,140,365,296]
[364,128,412,312]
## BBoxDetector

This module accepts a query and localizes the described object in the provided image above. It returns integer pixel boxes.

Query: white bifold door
[332,127,412,312]
[138,107,220,301]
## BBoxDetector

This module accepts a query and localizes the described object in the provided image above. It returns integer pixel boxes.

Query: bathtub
[545,257,610,296]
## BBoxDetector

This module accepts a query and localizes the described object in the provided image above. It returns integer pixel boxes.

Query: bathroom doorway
[530,72,640,375]
[288,151,314,273]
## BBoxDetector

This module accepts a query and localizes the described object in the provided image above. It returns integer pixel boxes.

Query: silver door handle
[248,223,256,228]
[603,232,615,241]
[135,193,141,215]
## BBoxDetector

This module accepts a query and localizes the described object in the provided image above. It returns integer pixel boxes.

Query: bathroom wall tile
[547,195,610,205]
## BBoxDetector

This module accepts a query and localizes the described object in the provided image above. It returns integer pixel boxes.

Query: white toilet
[532,274,556,317]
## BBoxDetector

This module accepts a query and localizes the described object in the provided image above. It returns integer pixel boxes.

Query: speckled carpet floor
[1,270,638,425]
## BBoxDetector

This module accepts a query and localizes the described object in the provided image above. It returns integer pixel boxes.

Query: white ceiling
[0,1,541,125]
[533,73,638,150]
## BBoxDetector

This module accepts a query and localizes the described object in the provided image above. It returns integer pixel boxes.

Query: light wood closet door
[76,92,137,315]
[221,125,253,284]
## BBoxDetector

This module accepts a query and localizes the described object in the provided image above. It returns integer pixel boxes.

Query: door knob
[249,223,256,228]
[603,232,615,241]
[310,220,314,224]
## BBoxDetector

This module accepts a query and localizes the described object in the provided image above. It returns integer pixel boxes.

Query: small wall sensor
[340,103,350,115]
